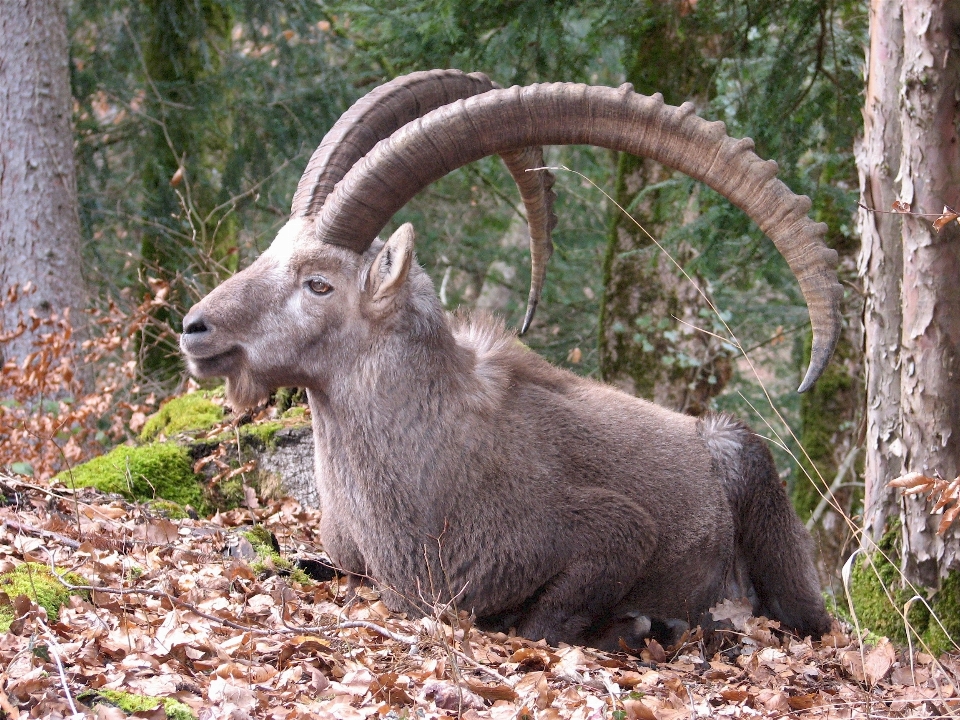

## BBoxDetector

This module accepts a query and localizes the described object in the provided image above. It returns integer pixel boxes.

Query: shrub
[0,283,162,479]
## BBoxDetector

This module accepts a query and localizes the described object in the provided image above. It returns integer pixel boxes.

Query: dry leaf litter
[1,472,959,720]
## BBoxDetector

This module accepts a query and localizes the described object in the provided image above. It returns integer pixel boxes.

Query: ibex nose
[182,309,209,335]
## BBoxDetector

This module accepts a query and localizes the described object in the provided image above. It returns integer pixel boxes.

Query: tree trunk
[0,0,87,364]
[897,0,960,583]
[600,154,732,414]
[856,0,906,550]
[857,0,960,582]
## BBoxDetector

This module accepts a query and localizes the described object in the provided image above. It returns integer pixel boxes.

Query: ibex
[181,70,840,650]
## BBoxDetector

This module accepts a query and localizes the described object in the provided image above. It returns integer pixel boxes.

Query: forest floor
[1,472,958,720]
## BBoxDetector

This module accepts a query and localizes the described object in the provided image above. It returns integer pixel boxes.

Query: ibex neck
[310,312,477,445]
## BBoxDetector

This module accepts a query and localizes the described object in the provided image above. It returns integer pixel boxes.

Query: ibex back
[181,71,839,650]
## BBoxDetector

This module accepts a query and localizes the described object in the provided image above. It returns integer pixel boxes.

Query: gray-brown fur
[182,222,830,650]
[181,75,836,651]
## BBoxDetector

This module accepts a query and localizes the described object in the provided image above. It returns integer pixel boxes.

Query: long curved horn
[316,83,842,392]
[289,70,556,329]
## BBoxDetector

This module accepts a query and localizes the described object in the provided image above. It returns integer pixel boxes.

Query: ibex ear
[368,223,415,304]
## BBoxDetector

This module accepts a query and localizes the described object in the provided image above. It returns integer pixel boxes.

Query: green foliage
[68,0,864,406]
[70,0,355,388]
[58,442,205,510]
[0,563,88,632]
[793,331,857,517]
[140,390,224,441]
[329,0,614,84]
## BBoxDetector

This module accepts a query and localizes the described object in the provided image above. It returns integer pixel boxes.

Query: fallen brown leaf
[864,637,896,686]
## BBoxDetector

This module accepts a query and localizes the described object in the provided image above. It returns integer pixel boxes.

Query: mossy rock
[0,563,88,632]
[239,420,285,449]
[848,522,960,655]
[57,442,205,510]
[207,419,296,451]
[81,689,195,720]
[141,390,225,442]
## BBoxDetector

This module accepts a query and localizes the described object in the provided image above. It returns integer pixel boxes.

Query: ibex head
[182,72,843,407]
[182,70,556,408]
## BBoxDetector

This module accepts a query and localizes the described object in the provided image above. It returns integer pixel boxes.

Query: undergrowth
[0,282,163,479]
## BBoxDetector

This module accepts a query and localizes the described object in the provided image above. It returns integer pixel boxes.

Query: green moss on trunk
[848,522,959,654]
[925,572,960,654]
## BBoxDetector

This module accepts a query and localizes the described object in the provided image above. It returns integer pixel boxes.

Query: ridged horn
[316,83,842,392]
[290,70,556,330]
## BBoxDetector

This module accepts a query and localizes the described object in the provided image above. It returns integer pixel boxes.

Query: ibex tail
[700,414,832,638]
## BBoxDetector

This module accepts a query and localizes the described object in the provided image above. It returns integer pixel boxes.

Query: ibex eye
[306,278,333,295]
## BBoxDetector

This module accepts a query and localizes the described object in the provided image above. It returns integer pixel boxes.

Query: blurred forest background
[5,0,867,570]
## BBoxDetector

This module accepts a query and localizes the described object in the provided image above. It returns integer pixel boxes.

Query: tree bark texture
[0,0,87,364]
[857,0,960,583]
[856,0,906,549]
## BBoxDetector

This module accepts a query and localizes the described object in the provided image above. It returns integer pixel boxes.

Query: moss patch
[141,390,224,442]
[280,405,308,421]
[212,473,248,510]
[0,563,88,632]
[58,442,205,510]
[925,571,960,654]
[205,419,294,453]
[242,525,310,583]
[239,421,284,449]
[144,498,190,519]
[82,689,195,720]
[849,522,960,655]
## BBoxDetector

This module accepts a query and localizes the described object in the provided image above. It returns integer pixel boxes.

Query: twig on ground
[37,617,79,715]
[2,517,81,550]
[450,647,518,687]
[333,620,419,645]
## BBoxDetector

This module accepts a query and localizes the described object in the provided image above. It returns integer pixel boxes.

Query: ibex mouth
[182,344,243,378]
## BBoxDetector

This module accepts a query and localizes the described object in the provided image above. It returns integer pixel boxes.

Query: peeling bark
[856,0,905,548]
[858,0,960,583]
[898,0,960,584]
[0,0,87,364]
